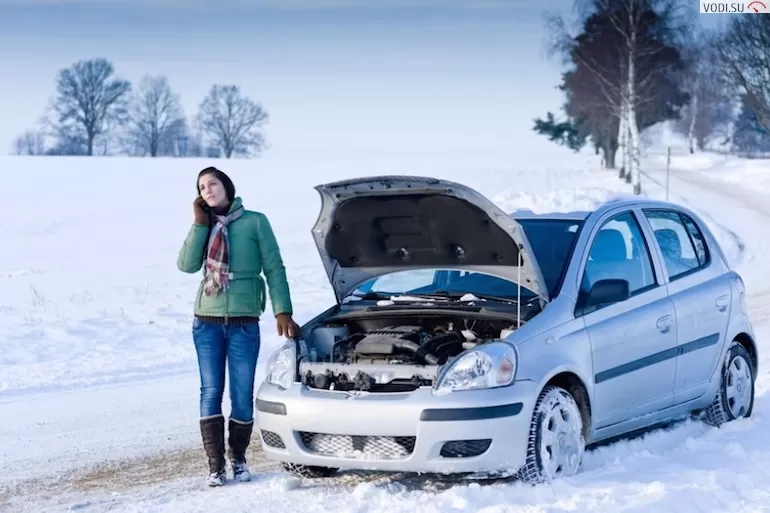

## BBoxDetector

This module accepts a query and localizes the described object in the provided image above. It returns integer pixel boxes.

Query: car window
[580,211,657,299]
[518,218,583,299]
[681,214,709,266]
[643,210,709,280]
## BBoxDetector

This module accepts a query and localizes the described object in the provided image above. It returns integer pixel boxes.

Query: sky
[0,0,722,158]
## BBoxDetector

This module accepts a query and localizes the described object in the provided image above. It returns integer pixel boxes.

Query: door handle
[716,295,729,312]
[656,315,674,333]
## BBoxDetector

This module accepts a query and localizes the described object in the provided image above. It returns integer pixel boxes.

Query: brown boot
[228,418,254,482]
[200,415,226,486]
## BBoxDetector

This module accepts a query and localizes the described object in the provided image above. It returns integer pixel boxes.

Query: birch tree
[578,0,693,193]
[537,0,691,191]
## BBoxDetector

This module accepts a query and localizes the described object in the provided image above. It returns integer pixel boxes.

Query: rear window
[517,218,584,298]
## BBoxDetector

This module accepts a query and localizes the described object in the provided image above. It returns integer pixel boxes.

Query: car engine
[332,325,467,365]
[299,318,512,393]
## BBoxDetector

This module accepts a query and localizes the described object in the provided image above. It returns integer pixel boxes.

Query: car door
[578,209,677,429]
[641,208,732,404]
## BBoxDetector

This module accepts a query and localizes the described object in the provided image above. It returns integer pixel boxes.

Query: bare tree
[127,75,186,157]
[674,34,735,153]
[163,118,192,157]
[47,58,131,156]
[714,16,770,132]
[197,85,268,158]
[11,130,46,155]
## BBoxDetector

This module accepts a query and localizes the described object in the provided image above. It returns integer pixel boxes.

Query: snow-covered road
[0,373,200,485]
[2,149,770,513]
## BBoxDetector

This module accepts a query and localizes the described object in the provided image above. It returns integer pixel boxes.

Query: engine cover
[353,326,425,355]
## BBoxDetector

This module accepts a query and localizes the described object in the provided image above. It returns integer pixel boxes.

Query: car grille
[260,429,286,449]
[298,431,416,460]
[439,439,492,458]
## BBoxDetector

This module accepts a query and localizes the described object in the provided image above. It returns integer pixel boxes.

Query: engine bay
[299,314,517,393]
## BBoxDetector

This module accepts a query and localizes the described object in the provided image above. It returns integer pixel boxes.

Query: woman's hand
[193,196,209,225]
[276,313,301,339]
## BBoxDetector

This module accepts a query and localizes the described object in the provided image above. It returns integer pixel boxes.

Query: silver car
[255,176,757,484]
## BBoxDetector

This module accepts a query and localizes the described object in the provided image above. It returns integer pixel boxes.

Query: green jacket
[177,197,293,319]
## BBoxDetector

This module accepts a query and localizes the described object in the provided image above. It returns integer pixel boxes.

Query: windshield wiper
[345,291,456,303]
[345,291,392,301]
[345,290,526,306]
[422,290,522,305]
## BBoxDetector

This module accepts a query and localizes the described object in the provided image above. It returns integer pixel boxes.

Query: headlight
[265,341,297,390]
[433,342,517,394]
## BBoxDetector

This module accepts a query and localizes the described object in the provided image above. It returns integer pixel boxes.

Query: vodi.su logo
[700,1,767,12]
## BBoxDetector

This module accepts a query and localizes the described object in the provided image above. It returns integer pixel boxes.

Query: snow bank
[646,148,770,194]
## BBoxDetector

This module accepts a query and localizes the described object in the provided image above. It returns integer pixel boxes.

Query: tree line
[533,0,770,194]
[12,57,268,158]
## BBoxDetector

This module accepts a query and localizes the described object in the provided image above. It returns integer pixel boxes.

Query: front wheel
[517,385,586,485]
[702,341,755,427]
[280,462,339,479]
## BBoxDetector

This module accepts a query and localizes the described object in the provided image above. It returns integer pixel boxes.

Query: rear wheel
[517,385,585,484]
[280,462,339,479]
[702,341,755,427]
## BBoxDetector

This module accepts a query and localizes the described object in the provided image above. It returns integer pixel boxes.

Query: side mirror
[586,278,629,306]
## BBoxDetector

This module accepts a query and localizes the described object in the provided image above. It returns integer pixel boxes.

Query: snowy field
[1,143,770,512]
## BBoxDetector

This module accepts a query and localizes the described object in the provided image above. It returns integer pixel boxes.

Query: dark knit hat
[197,166,236,203]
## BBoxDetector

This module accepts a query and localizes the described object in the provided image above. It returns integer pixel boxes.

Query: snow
[0,147,607,397]
[374,294,486,306]
[647,146,770,193]
[2,144,770,512]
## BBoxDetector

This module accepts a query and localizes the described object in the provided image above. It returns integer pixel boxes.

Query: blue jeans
[192,318,260,423]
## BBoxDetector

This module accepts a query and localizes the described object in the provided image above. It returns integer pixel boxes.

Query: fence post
[666,146,671,201]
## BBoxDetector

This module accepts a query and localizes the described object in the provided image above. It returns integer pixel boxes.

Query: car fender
[513,323,595,408]
[702,273,758,388]
[512,362,595,440]
[535,364,595,405]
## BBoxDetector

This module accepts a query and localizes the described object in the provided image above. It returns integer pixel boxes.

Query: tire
[517,385,586,484]
[702,341,755,427]
[280,462,339,479]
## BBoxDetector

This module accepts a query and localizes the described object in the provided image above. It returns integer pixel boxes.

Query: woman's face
[198,173,228,209]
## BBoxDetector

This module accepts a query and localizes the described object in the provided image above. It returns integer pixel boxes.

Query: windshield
[517,217,583,297]
[347,217,583,301]
[350,268,533,300]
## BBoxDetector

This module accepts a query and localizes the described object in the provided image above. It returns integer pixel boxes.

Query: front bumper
[254,379,539,474]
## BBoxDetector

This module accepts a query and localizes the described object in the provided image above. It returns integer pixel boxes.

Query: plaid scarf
[203,204,245,296]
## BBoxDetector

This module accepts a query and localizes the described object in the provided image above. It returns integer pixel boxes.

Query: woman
[177,166,301,487]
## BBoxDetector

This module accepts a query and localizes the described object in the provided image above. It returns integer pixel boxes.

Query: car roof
[511,210,590,221]
[509,196,695,223]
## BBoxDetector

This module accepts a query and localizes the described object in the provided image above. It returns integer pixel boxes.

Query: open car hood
[311,176,550,304]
